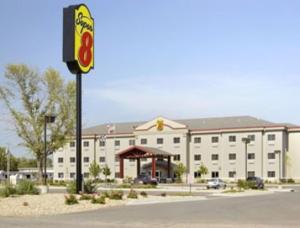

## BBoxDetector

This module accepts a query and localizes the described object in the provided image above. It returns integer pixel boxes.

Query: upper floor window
[129,139,135,146]
[141,138,147,145]
[99,140,105,147]
[248,153,255,160]
[229,136,236,142]
[268,134,276,141]
[174,154,181,161]
[212,154,219,160]
[248,135,255,141]
[194,137,201,144]
[83,141,89,147]
[115,155,119,162]
[194,154,201,161]
[70,157,76,163]
[212,137,219,143]
[83,157,90,163]
[115,140,120,146]
[70,141,75,147]
[229,153,236,160]
[157,138,163,144]
[58,157,64,163]
[268,153,275,159]
[173,137,180,144]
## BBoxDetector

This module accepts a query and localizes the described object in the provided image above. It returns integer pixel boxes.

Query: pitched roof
[82,116,295,135]
[117,146,173,157]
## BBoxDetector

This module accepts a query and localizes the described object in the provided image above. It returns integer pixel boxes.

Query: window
[268,134,276,141]
[99,157,105,163]
[157,138,164,144]
[70,173,75,178]
[58,157,64,163]
[248,153,255,160]
[212,136,219,143]
[115,155,119,162]
[229,153,236,160]
[229,171,236,178]
[173,137,180,144]
[248,171,255,177]
[70,157,76,163]
[194,154,201,161]
[268,153,275,159]
[194,171,201,178]
[83,173,89,178]
[212,171,219,178]
[194,137,201,144]
[129,139,135,146]
[70,141,75,147]
[248,135,255,141]
[83,141,89,147]
[83,157,90,163]
[174,154,181,161]
[115,140,120,146]
[99,140,105,147]
[129,158,135,162]
[212,154,219,161]
[115,172,120,178]
[141,138,147,145]
[229,136,236,142]
[268,171,276,178]
[58,172,64,178]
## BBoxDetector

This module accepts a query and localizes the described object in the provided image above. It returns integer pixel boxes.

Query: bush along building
[53,116,300,183]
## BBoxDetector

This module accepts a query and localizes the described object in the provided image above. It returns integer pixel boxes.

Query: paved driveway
[1,191,300,228]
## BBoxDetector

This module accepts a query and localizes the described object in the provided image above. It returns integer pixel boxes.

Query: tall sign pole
[63,4,94,193]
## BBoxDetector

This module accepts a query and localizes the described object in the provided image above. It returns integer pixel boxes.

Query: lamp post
[44,115,56,185]
[242,137,251,180]
[274,150,281,181]
[6,147,10,184]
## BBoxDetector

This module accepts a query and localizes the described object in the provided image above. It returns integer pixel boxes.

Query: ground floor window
[194,171,201,178]
[70,172,75,178]
[248,171,255,177]
[83,173,89,178]
[229,171,236,178]
[99,156,106,163]
[268,171,276,178]
[174,154,181,161]
[58,172,64,178]
[211,171,219,178]
[115,172,120,178]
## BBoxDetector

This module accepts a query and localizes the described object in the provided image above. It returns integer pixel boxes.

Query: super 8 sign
[63,4,94,74]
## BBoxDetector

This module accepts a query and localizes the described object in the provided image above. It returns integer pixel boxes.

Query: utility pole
[6,146,10,184]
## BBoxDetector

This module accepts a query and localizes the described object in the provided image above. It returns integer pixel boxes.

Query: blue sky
[1,0,300,156]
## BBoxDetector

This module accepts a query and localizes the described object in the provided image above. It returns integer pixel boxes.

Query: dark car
[134,174,158,185]
[247,176,264,189]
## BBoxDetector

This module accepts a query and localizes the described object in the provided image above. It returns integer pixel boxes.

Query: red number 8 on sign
[78,32,93,67]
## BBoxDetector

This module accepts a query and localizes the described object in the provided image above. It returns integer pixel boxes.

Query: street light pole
[275,150,281,181]
[6,147,10,184]
[242,137,251,180]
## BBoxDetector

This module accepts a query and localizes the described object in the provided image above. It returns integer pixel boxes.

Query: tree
[89,161,101,180]
[0,147,18,171]
[198,163,208,178]
[0,64,76,183]
[174,162,186,183]
[102,165,111,182]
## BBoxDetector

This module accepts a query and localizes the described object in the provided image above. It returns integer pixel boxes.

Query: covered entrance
[117,146,173,179]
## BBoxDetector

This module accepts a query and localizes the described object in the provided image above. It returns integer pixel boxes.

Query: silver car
[206,178,227,189]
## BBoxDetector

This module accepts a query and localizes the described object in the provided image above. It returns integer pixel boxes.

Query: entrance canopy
[117,146,173,159]
[117,146,173,179]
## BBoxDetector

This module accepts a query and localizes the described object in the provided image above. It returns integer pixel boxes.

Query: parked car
[246,176,264,189]
[206,178,227,189]
[133,174,158,185]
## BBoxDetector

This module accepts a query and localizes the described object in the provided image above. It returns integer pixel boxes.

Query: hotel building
[53,116,300,183]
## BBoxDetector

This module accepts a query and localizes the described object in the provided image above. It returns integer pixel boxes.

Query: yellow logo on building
[156,120,164,131]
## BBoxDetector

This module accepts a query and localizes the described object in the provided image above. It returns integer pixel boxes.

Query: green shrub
[91,195,106,204]
[127,189,138,199]
[140,191,148,197]
[0,184,16,197]
[67,180,77,194]
[101,191,110,198]
[123,176,133,184]
[84,180,97,194]
[161,192,167,197]
[109,190,123,200]
[65,194,78,205]
[79,194,93,200]
[117,183,132,188]
[16,180,39,195]
[287,178,295,184]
